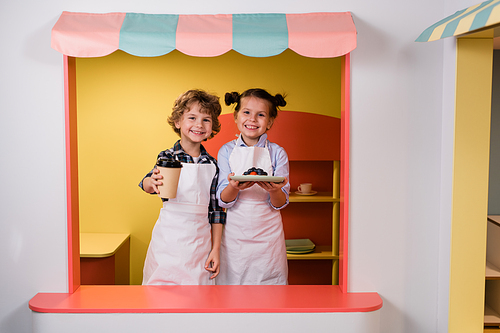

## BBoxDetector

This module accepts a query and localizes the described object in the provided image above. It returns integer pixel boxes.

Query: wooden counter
[80,233,130,285]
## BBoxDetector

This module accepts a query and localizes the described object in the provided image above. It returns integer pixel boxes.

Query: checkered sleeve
[203,150,226,225]
[208,164,226,224]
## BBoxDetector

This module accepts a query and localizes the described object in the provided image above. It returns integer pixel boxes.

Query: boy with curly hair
[140,89,226,285]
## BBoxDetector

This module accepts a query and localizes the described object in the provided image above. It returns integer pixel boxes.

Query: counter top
[80,233,130,258]
[29,285,382,314]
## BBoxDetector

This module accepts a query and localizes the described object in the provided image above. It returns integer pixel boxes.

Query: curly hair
[167,89,222,139]
[224,88,286,123]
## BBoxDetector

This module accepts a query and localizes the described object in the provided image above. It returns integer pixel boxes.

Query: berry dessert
[243,167,268,176]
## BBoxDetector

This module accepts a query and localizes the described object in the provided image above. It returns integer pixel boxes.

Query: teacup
[298,183,313,194]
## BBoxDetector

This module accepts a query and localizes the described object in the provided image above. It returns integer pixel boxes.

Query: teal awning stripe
[470,1,497,30]
[232,14,288,57]
[416,0,500,42]
[415,9,467,42]
[441,0,495,38]
[119,13,178,57]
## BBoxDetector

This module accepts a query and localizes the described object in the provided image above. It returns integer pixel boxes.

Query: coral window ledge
[30,285,382,314]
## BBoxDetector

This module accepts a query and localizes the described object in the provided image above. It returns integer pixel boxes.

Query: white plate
[286,249,316,254]
[231,175,285,183]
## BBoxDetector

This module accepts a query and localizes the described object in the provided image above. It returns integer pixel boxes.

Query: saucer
[295,190,317,196]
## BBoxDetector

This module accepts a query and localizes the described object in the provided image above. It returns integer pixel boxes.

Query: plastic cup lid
[156,157,182,168]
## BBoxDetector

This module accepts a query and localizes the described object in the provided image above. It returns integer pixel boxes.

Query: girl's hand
[256,176,288,193]
[205,248,220,279]
[257,177,289,208]
[227,172,255,190]
[148,168,163,194]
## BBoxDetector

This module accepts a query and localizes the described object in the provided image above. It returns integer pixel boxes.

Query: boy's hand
[148,168,163,194]
[205,248,220,279]
[227,172,255,190]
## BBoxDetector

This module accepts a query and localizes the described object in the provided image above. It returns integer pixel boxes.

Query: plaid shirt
[139,140,226,224]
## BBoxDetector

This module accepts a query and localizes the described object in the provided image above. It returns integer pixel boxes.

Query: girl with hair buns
[216,88,290,285]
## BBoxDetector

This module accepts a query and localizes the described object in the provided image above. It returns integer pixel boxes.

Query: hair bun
[275,94,287,108]
[225,92,240,106]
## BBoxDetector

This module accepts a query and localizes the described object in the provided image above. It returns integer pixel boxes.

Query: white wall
[0,0,481,332]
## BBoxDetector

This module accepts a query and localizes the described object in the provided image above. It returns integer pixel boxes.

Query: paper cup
[156,158,182,199]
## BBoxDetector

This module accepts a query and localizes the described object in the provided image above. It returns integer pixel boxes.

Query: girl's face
[235,96,273,146]
[175,102,213,145]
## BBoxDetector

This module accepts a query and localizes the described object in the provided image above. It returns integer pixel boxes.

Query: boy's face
[175,102,213,144]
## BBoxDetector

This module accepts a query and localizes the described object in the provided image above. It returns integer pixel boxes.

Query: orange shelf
[286,245,337,260]
[289,192,339,203]
[485,304,500,327]
[486,261,500,280]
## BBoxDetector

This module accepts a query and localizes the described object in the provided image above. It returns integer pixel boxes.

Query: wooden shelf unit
[284,159,340,285]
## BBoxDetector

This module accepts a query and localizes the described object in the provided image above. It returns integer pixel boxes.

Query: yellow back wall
[76,49,341,284]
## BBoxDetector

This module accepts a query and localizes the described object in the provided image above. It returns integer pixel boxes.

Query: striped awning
[51,11,356,58]
[416,0,500,42]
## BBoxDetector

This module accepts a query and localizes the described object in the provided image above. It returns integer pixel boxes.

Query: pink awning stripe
[287,12,357,58]
[51,12,126,58]
[176,14,233,57]
[51,12,357,58]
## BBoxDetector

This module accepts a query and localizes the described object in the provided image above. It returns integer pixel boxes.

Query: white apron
[217,141,288,285]
[142,162,216,285]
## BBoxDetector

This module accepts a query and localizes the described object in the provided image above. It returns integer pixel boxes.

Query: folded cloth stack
[285,239,316,254]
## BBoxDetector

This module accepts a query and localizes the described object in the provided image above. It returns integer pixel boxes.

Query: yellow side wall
[449,37,493,332]
[75,50,341,284]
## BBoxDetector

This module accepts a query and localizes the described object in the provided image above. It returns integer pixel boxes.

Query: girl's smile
[235,96,273,146]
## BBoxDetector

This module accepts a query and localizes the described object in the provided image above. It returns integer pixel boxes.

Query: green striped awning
[416,0,500,42]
